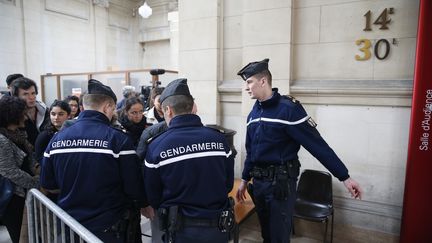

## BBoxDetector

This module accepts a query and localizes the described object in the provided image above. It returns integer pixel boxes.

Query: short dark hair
[151,87,165,101]
[51,100,71,115]
[64,95,80,117]
[0,96,27,128]
[124,97,144,112]
[162,95,194,115]
[83,94,115,110]
[10,77,38,96]
[79,91,87,107]
[150,87,165,107]
[254,70,272,86]
[64,95,79,105]
[6,73,24,86]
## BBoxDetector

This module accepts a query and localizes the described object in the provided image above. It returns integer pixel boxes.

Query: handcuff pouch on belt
[158,206,181,243]
[158,197,235,238]
[218,197,235,232]
[103,209,130,239]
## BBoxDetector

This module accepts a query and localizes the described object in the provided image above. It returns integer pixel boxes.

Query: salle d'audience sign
[400,0,432,242]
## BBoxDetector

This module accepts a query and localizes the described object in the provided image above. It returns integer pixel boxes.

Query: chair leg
[323,218,328,243]
[234,223,239,243]
[292,219,296,236]
[330,212,334,243]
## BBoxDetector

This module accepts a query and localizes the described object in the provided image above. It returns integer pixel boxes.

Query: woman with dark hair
[0,96,39,243]
[64,95,80,119]
[35,100,71,164]
[118,96,149,147]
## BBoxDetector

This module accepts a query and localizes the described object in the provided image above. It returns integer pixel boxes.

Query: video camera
[140,86,152,111]
[140,69,166,110]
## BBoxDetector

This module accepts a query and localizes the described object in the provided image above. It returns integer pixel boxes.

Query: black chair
[294,169,334,243]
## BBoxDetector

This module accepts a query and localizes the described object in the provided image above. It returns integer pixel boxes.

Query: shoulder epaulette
[282,95,300,104]
[146,130,166,144]
[205,125,225,134]
[145,122,169,144]
[111,124,127,133]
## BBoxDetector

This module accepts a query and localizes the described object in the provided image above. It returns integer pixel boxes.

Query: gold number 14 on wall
[363,8,394,31]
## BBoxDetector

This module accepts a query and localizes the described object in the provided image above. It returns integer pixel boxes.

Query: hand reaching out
[236,180,248,203]
[343,177,363,199]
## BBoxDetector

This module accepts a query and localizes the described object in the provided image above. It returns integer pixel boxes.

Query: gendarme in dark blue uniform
[242,90,349,181]
[144,79,235,243]
[40,80,146,242]
[237,59,355,243]
[145,114,234,215]
[41,110,145,229]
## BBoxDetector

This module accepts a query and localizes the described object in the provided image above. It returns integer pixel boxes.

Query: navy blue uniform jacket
[144,114,234,219]
[40,110,146,231]
[242,89,349,182]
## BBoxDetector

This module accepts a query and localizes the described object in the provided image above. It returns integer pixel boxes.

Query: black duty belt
[182,216,219,228]
[250,160,299,180]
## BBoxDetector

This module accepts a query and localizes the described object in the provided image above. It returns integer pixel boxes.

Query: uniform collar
[257,88,280,108]
[168,114,203,129]
[79,110,111,124]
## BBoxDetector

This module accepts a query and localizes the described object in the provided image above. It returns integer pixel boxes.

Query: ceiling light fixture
[138,2,152,18]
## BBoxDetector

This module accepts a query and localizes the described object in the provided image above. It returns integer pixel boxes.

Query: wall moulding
[44,0,90,21]
[334,196,402,220]
[334,195,402,234]
[0,0,15,5]
[92,0,109,8]
[290,79,413,107]
[108,3,130,31]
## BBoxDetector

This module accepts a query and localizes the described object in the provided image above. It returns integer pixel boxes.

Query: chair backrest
[296,169,333,205]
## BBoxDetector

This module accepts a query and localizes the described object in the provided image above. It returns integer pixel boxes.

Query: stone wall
[0,0,421,241]
[0,0,142,97]
[176,0,420,240]
[291,0,418,236]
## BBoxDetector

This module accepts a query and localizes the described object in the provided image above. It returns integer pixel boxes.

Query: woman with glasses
[118,96,149,148]
[64,95,80,119]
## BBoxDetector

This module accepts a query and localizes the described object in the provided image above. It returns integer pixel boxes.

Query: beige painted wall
[0,0,143,100]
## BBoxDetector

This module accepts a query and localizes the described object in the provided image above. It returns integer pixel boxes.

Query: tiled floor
[0,226,10,243]
[233,213,321,243]
[1,215,319,243]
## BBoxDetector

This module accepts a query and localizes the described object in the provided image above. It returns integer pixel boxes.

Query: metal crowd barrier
[26,189,103,243]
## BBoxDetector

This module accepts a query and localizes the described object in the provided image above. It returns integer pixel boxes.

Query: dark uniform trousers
[165,226,229,243]
[252,177,298,243]
[56,227,125,243]
[93,231,125,243]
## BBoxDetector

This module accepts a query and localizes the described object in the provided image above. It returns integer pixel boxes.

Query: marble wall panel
[45,0,90,20]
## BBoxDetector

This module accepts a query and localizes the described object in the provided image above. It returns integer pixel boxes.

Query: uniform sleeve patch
[307,117,317,127]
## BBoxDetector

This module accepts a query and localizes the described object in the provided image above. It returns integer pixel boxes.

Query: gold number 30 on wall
[355,38,391,61]
[355,39,372,61]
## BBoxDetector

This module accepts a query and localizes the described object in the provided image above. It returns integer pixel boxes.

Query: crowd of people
[0,59,363,243]
[0,75,156,243]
